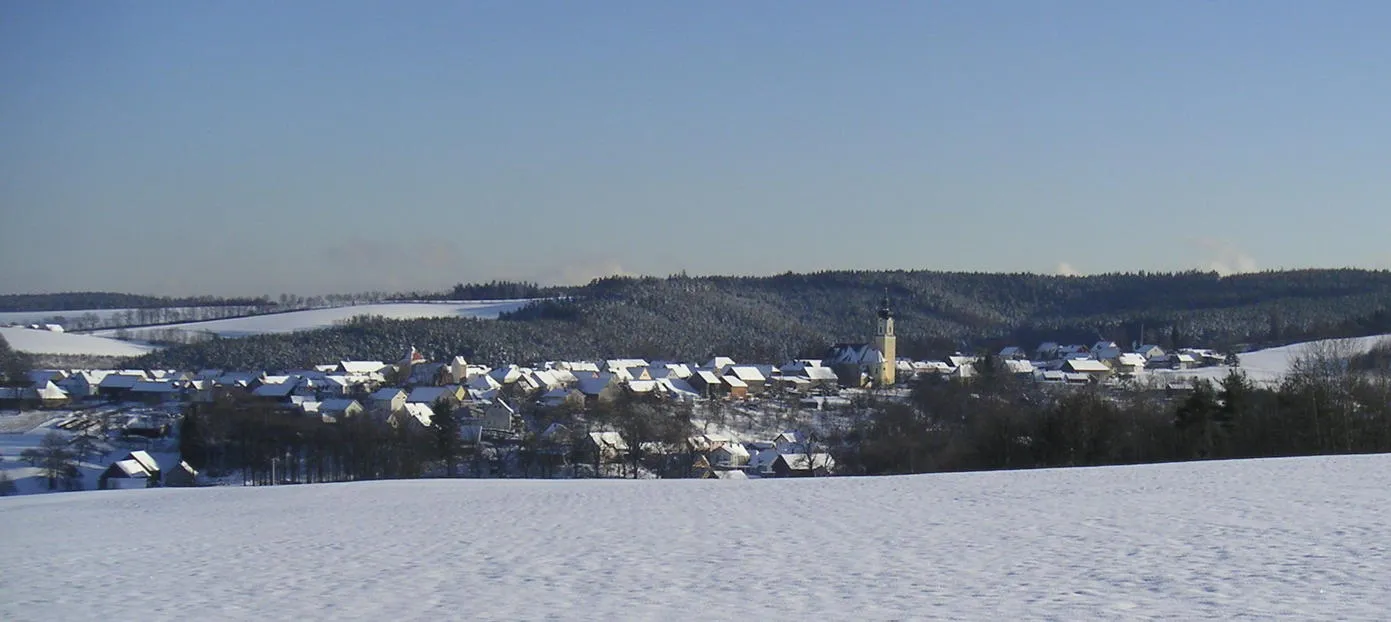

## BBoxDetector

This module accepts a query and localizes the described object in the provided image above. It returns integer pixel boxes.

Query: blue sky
[2,1,1389,296]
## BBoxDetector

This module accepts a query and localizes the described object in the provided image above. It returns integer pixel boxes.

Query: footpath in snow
[1,454,1387,621]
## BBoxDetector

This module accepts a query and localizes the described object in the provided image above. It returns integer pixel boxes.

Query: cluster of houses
[2,335,1237,483]
[96,449,198,490]
[980,341,1232,385]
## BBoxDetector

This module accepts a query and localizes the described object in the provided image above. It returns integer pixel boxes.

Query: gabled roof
[722,375,748,388]
[319,399,361,414]
[693,369,722,385]
[339,361,388,374]
[803,366,840,381]
[252,382,296,397]
[125,451,161,474]
[705,357,737,371]
[776,453,836,471]
[109,459,150,478]
[370,387,405,402]
[98,373,144,389]
[407,386,455,404]
[399,402,434,426]
[1063,359,1111,373]
[725,366,766,382]
[588,431,628,451]
[131,380,179,393]
[35,381,68,400]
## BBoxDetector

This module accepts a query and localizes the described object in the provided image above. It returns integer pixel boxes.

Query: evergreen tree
[431,400,462,477]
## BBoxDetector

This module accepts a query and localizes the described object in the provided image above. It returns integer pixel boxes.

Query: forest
[133,268,1391,371]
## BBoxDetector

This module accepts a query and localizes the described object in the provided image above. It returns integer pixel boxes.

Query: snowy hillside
[3,455,1388,621]
[1154,333,1391,386]
[90,300,534,338]
[0,326,156,357]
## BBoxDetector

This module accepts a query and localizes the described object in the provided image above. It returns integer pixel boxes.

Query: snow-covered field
[0,326,156,357]
[2,455,1387,621]
[1154,333,1391,387]
[90,300,533,338]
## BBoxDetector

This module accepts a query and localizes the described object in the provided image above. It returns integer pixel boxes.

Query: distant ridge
[131,268,1391,370]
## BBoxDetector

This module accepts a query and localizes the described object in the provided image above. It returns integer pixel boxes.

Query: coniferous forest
[132,269,1391,371]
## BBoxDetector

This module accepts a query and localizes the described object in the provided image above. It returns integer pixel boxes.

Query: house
[575,373,620,404]
[582,431,629,465]
[58,370,110,399]
[1112,353,1148,376]
[251,381,297,402]
[1062,358,1112,379]
[539,387,586,409]
[338,360,388,375]
[999,346,1028,360]
[688,434,751,468]
[482,400,518,433]
[721,375,749,399]
[31,381,70,408]
[97,372,146,400]
[1004,359,1036,376]
[771,453,836,477]
[389,402,434,428]
[318,399,364,421]
[687,369,726,398]
[723,366,767,394]
[163,460,199,487]
[1092,341,1122,361]
[406,385,463,407]
[487,365,524,385]
[98,459,152,490]
[98,450,162,489]
[1134,345,1165,360]
[130,380,181,403]
[368,388,407,415]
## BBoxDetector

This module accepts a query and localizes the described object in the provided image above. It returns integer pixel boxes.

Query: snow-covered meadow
[91,300,533,339]
[1153,333,1391,387]
[2,454,1387,621]
[0,326,157,357]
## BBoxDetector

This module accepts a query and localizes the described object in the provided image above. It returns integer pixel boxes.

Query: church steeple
[872,290,896,386]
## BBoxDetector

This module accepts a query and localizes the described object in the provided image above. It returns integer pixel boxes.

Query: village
[0,298,1239,494]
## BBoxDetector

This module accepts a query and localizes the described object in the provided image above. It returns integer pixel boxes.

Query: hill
[91,300,533,339]
[132,268,1391,370]
[2,454,1387,620]
[0,326,156,358]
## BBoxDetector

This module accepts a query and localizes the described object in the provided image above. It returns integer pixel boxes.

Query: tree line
[133,269,1391,371]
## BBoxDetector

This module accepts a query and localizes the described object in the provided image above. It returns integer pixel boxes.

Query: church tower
[873,294,896,386]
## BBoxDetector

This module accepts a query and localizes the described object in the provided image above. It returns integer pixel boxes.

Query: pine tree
[431,400,462,477]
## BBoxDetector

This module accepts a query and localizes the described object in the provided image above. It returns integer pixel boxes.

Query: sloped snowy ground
[89,299,534,338]
[0,326,157,357]
[1153,333,1391,386]
[2,455,1387,621]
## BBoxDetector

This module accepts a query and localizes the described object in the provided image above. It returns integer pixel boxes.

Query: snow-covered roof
[340,361,388,374]
[1064,359,1111,373]
[407,386,455,404]
[370,387,405,401]
[109,459,150,478]
[319,399,361,414]
[725,366,765,382]
[125,451,160,474]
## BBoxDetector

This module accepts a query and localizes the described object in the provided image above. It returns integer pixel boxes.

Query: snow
[90,300,534,338]
[1154,333,1391,386]
[0,326,156,357]
[3,454,1389,620]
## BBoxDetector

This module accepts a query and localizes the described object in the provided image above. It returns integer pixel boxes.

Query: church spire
[878,288,893,320]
